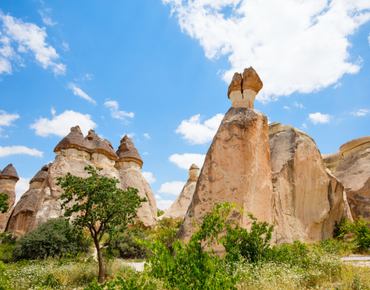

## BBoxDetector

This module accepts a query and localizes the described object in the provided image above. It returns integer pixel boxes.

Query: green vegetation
[0,193,9,214]
[12,218,92,260]
[57,165,147,283]
[157,208,165,217]
[339,216,370,251]
[1,198,370,289]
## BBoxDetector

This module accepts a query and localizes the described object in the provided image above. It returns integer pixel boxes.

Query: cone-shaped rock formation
[8,128,157,234]
[0,164,19,232]
[115,135,157,229]
[177,68,273,249]
[162,164,200,220]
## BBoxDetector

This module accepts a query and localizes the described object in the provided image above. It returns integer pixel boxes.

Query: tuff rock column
[115,136,157,229]
[177,67,273,249]
[0,164,19,232]
[162,164,200,220]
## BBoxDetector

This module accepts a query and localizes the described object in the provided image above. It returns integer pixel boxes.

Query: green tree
[57,165,146,283]
[0,193,9,214]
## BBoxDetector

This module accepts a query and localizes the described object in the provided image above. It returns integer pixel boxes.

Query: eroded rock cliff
[269,124,352,244]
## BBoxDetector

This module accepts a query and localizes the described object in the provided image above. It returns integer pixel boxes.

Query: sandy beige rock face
[270,125,352,244]
[0,164,19,233]
[333,136,370,222]
[177,107,273,247]
[162,164,199,220]
[8,127,158,234]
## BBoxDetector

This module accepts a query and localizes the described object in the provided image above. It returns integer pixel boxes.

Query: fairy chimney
[227,67,263,109]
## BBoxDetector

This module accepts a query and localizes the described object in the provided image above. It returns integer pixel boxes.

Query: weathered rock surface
[333,136,370,222]
[162,164,199,220]
[8,127,157,234]
[178,68,272,247]
[115,136,157,229]
[270,124,352,244]
[6,165,49,235]
[0,164,19,233]
[322,151,343,173]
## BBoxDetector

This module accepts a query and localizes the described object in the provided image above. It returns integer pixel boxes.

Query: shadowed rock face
[0,164,19,232]
[7,127,157,234]
[269,125,352,244]
[162,164,200,220]
[333,136,370,222]
[177,107,273,248]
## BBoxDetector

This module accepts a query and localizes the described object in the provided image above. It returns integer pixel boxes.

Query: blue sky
[0,0,369,209]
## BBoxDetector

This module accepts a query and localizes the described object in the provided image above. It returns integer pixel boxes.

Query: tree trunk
[94,238,105,283]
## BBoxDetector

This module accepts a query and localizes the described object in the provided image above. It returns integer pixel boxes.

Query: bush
[140,202,238,290]
[223,212,274,263]
[340,216,370,251]
[0,244,15,263]
[154,217,182,253]
[12,218,92,260]
[107,231,148,259]
[157,209,164,217]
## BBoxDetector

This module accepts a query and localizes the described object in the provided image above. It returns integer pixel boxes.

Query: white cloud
[175,113,224,144]
[158,181,185,195]
[156,199,174,210]
[30,110,97,137]
[0,110,19,131]
[62,41,69,51]
[15,177,30,204]
[351,109,370,117]
[169,153,205,170]
[51,107,56,116]
[38,10,57,26]
[368,33,370,46]
[142,171,156,184]
[67,83,96,105]
[284,106,290,110]
[0,12,66,75]
[163,0,370,102]
[293,102,305,109]
[143,133,150,139]
[309,112,332,124]
[104,100,134,123]
[301,123,307,129]
[154,194,162,199]
[0,145,43,157]
[143,152,149,155]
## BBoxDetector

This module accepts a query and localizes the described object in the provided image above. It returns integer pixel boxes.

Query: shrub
[154,217,182,252]
[340,216,370,251]
[157,208,164,217]
[140,202,238,290]
[334,216,348,239]
[12,218,92,260]
[223,212,274,263]
[107,231,148,259]
[0,261,8,290]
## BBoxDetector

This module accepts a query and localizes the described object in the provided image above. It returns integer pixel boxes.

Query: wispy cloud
[104,100,134,123]
[0,11,65,75]
[143,133,150,139]
[38,10,57,26]
[284,106,290,110]
[351,109,370,117]
[293,102,305,109]
[67,83,97,104]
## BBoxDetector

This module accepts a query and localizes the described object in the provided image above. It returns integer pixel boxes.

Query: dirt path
[341,255,370,267]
